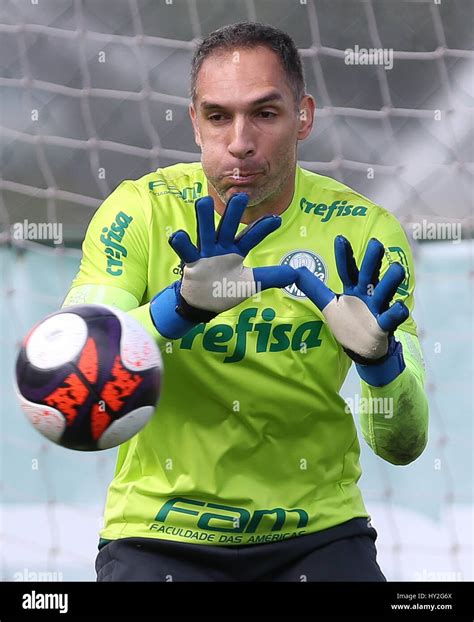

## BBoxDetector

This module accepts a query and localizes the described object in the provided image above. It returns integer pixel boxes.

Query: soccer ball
[15,304,162,451]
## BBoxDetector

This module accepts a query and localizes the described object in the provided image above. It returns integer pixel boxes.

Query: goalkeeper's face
[190,46,314,212]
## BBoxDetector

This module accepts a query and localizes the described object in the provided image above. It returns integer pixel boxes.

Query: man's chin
[222,187,265,207]
[212,178,270,207]
[230,195,261,209]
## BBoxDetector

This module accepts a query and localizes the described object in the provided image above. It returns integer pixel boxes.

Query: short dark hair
[190,22,306,108]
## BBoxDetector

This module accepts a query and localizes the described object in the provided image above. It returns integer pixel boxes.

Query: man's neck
[209,168,297,225]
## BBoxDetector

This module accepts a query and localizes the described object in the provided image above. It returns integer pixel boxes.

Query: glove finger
[216,193,249,246]
[253,265,296,291]
[372,262,405,312]
[294,266,335,311]
[358,238,384,293]
[377,300,409,332]
[335,236,359,289]
[236,215,281,256]
[168,230,200,264]
[195,196,216,254]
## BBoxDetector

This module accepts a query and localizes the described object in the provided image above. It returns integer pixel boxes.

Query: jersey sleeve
[357,206,418,337]
[65,180,151,304]
[355,206,429,464]
[359,330,429,464]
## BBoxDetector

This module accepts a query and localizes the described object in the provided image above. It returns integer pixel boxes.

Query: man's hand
[296,235,409,367]
[150,193,296,339]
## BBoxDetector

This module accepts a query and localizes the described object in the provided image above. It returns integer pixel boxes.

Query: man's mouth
[225,172,262,184]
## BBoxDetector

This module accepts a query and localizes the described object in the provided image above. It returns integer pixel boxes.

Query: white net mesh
[0,0,472,581]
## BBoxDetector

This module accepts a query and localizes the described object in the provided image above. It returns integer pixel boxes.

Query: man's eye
[208,114,226,122]
[257,111,277,119]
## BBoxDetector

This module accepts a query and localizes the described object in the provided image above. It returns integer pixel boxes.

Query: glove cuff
[150,281,200,339]
[354,337,406,387]
[176,295,217,323]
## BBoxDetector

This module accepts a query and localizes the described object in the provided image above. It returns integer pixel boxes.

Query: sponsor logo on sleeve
[99,211,133,276]
[385,246,410,296]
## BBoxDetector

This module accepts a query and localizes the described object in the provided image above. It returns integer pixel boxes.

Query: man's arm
[63,283,166,345]
[61,179,168,339]
[355,207,429,465]
[295,206,430,466]
[358,328,429,465]
[64,186,297,344]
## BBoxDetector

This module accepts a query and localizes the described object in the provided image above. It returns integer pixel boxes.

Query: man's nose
[227,116,256,159]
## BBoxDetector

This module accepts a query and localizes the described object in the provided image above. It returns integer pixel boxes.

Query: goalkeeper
[63,22,429,581]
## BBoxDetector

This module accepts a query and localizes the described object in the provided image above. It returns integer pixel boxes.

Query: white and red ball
[15,304,162,451]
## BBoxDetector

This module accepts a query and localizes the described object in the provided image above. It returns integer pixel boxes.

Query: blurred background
[0,0,472,581]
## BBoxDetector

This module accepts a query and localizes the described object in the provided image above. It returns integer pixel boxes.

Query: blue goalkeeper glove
[295,235,409,386]
[150,192,296,339]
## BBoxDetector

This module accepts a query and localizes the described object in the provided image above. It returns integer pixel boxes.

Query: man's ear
[297,95,315,141]
[189,103,202,148]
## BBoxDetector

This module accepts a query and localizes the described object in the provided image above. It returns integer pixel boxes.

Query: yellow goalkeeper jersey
[65,163,418,546]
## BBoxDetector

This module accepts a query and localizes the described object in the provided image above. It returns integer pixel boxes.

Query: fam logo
[148,180,203,202]
[280,250,327,298]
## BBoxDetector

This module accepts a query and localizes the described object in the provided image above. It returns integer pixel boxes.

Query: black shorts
[96,517,386,582]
